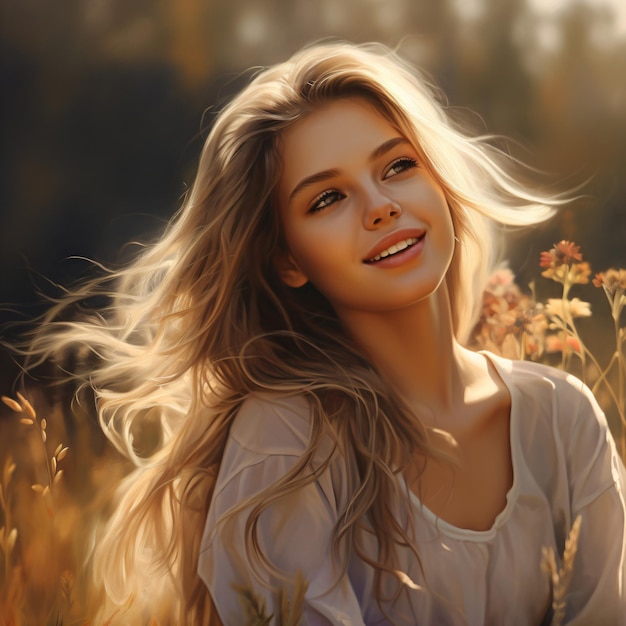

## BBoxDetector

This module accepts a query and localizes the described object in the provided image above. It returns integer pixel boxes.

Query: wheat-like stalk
[233,584,273,625]
[1,393,69,498]
[0,454,26,623]
[541,515,582,626]
[1,392,75,624]
[278,571,308,626]
[234,572,308,626]
[0,456,18,600]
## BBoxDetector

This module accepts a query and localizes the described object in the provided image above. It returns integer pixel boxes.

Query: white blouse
[198,354,626,625]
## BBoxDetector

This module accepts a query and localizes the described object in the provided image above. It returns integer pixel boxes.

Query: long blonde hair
[21,41,559,623]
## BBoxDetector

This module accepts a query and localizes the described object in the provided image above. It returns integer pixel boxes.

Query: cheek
[286,235,355,304]
[283,215,349,273]
[430,190,454,240]
[290,236,340,284]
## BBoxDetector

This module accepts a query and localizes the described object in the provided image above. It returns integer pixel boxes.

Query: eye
[308,189,344,213]
[384,157,418,179]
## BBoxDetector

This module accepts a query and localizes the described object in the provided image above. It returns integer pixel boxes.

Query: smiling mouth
[365,235,424,263]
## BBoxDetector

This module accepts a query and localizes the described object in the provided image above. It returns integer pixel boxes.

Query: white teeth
[369,237,419,262]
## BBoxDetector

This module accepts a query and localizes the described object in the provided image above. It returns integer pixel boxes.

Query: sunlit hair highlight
[19,41,560,623]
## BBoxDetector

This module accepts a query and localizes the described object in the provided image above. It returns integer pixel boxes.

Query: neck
[337,286,478,421]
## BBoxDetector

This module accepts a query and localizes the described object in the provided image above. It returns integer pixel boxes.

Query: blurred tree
[0,0,624,349]
[164,0,217,83]
[457,0,534,137]
[532,2,626,270]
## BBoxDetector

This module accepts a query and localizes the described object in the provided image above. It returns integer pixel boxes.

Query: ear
[273,250,309,288]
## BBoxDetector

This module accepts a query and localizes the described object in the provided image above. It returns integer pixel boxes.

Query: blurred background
[0,0,625,357]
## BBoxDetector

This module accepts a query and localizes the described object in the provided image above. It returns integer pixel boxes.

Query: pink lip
[363,228,426,263]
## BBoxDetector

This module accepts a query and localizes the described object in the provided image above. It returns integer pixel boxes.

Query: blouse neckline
[401,352,521,543]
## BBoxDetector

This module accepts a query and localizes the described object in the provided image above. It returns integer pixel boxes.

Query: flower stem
[613,297,626,457]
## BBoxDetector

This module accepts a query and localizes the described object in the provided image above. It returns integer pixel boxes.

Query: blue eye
[384,157,418,179]
[309,190,344,213]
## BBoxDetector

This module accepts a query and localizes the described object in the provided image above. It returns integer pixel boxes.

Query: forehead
[278,98,403,197]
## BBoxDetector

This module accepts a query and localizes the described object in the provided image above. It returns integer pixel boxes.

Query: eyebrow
[288,136,411,201]
[370,136,411,162]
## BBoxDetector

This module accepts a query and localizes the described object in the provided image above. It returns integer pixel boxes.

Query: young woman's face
[276,97,455,318]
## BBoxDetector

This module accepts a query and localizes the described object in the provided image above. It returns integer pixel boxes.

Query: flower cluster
[593,268,626,303]
[472,267,547,360]
[539,241,592,288]
[474,240,625,459]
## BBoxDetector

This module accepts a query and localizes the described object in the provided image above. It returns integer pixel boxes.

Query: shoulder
[229,392,314,456]
[485,350,576,387]
[485,352,621,477]
[207,393,318,505]
[485,353,623,506]
[207,392,351,535]
[484,351,612,456]
[484,351,599,418]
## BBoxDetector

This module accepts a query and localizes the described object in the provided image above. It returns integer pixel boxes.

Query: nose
[363,186,402,229]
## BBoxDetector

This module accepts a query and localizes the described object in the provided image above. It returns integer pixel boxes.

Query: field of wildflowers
[472,241,626,459]
[0,241,624,625]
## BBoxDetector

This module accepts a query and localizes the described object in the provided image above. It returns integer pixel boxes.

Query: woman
[21,42,625,624]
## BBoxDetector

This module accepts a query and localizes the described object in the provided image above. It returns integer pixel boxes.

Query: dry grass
[0,388,129,625]
[541,515,582,626]
[233,571,308,626]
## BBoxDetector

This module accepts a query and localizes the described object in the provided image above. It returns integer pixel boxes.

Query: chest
[407,403,513,532]
[352,487,554,626]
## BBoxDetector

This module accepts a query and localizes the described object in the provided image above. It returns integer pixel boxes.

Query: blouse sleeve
[561,379,626,625]
[197,396,365,626]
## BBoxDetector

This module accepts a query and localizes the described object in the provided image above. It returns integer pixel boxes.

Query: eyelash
[308,190,345,213]
[384,157,418,178]
[306,156,418,213]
